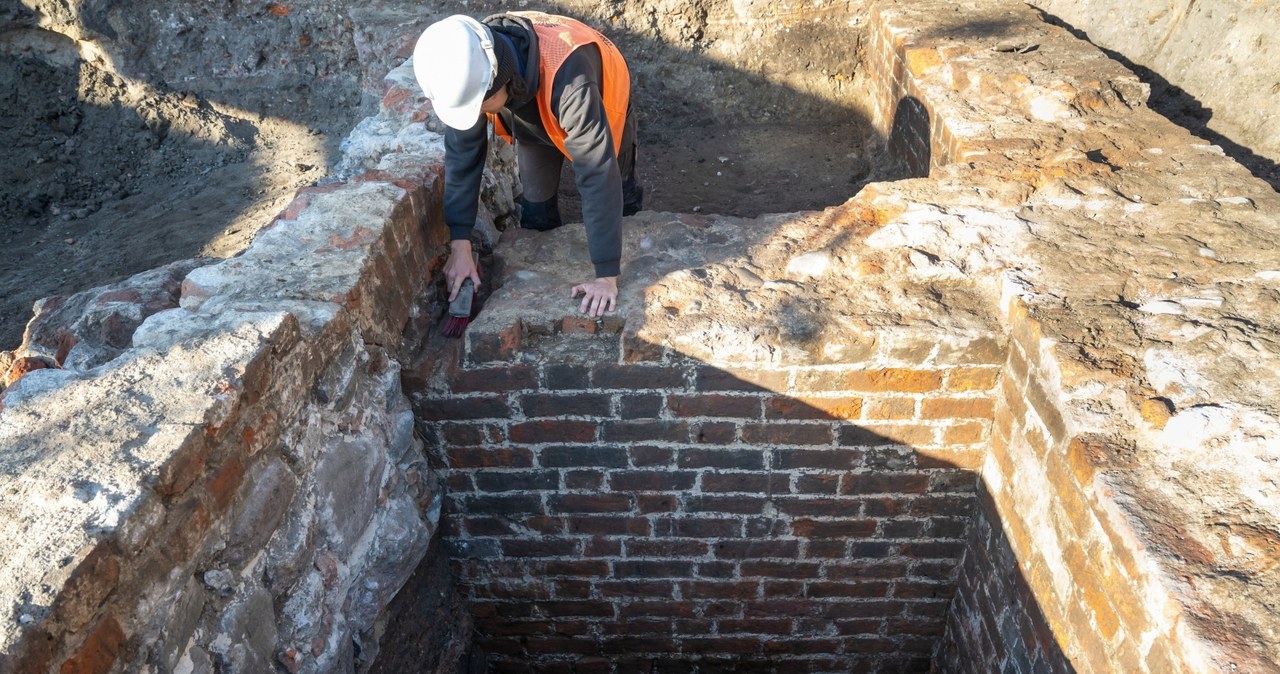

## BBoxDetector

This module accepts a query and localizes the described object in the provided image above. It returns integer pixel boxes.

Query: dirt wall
[1031,0,1280,187]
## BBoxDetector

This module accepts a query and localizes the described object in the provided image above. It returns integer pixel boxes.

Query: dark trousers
[518,112,642,230]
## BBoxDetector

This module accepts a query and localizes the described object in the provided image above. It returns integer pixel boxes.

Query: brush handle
[448,277,475,318]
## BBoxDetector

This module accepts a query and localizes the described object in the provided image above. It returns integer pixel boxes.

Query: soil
[0,39,357,350]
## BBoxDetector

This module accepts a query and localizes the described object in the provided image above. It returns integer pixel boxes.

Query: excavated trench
[3,1,1279,673]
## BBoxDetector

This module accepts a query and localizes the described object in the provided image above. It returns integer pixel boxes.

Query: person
[412,11,643,317]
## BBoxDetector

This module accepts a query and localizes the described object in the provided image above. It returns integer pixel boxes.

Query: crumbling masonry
[2,0,1279,673]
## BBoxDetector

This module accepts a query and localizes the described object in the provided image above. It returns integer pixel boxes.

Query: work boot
[520,195,562,231]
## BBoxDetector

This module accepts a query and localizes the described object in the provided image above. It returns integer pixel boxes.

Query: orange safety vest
[487,12,631,158]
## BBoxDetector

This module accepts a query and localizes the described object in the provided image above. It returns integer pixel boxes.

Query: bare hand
[570,276,618,317]
[444,240,480,301]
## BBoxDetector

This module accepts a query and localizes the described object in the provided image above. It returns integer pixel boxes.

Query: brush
[441,276,476,338]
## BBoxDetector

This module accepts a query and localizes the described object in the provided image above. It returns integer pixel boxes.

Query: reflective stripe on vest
[488,12,631,158]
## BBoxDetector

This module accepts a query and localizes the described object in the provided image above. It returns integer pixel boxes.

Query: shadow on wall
[1034,8,1280,192]
[400,346,1075,671]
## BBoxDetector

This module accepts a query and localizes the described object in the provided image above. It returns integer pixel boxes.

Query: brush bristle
[441,316,470,338]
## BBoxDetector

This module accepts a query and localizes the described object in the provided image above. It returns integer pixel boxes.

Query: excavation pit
[2,1,1280,674]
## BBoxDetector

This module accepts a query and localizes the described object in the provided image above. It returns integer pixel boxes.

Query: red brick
[564,469,605,489]
[772,448,862,469]
[441,422,504,445]
[622,330,667,363]
[466,320,523,363]
[920,396,995,420]
[799,369,942,393]
[464,517,515,536]
[598,581,676,598]
[629,445,674,467]
[619,394,664,419]
[446,446,534,468]
[910,495,975,517]
[739,561,822,578]
[474,470,559,492]
[701,472,789,494]
[462,494,544,515]
[792,519,877,538]
[419,395,511,420]
[609,470,697,491]
[615,560,695,577]
[677,448,764,469]
[510,420,598,444]
[625,539,710,557]
[833,618,885,635]
[825,561,910,580]
[772,497,861,517]
[766,395,863,421]
[653,517,742,538]
[451,365,536,393]
[550,493,634,513]
[592,364,686,390]
[808,580,890,601]
[161,496,211,564]
[841,472,931,495]
[59,613,125,674]
[566,516,650,536]
[603,420,691,443]
[694,422,738,444]
[796,474,841,494]
[501,538,580,557]
[696,561,736,578]
[742,423,833,445]
[635,493,679,513]
[557,316,598,334]
[541,445,628,468]
[946,368,999,392]
[862,398,917,420]
[685,495,767,514]
[54,546,120,632]
[713,540,800,559]
[893,581,956,599]
[519,393,612,418]
[542,363,589,389]
[668,394,762,418]
[821,601,904,619]
[899,541,965,559]
[695,367,789,392]
[679,637,766,655]
[718,619,793,634]
[764,639,841,655]
[745,600,820,618]
[837,426,898,447]
[584,537,622,557]
[619,601,698,619]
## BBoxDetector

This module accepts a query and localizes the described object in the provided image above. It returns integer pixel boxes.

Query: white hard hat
[412,15,498,130]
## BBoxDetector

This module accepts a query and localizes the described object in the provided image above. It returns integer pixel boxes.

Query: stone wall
[0,61,517,673]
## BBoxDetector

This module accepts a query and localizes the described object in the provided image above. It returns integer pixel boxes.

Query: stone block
[219,457,298,569]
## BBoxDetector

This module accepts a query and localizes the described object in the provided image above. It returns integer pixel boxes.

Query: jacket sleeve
[443,115,490,241]
[553,47,624,279]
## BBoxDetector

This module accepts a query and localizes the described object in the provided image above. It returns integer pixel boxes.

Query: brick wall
[405,328,1001,672]
[864,8,964,177]
[935,487,1070,673]
[970,306,1207,673]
